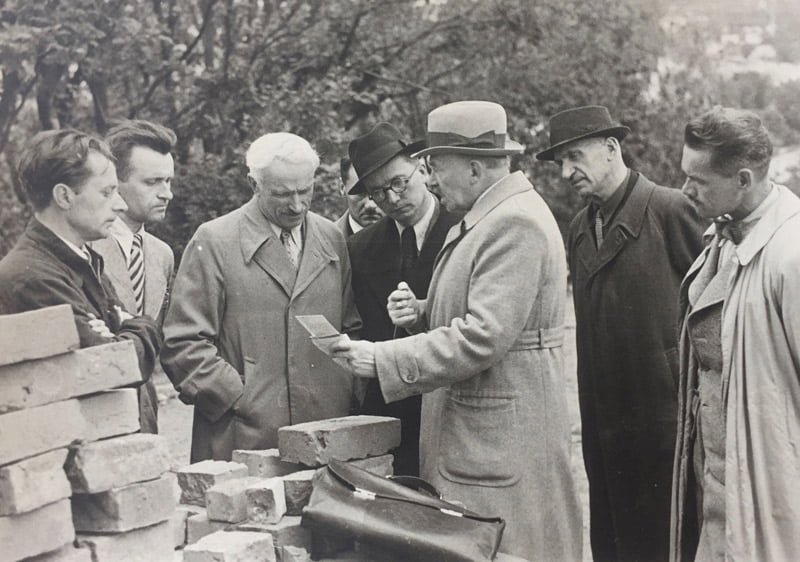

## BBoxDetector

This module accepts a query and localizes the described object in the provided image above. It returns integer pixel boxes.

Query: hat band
[427,130,505,150]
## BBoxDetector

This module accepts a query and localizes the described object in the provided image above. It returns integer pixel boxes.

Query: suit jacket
[161,199,362,462]
[334,211,354,237]
[374,172,581,559]
[347,197,460,474]
[90,221,174,434]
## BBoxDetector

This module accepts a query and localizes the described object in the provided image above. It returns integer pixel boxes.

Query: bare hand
[330,335,378,378]
[387,282,420,329]
[87,313,114,338]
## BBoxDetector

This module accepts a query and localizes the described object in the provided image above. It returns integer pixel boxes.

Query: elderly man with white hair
[162,132,361,462]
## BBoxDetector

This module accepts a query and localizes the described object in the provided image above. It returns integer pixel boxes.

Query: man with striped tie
[90,120,176,434]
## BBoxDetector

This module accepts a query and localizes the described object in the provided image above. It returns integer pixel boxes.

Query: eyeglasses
[368,161,423,203]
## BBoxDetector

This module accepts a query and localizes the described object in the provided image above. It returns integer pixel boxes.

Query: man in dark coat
[346,122,460,475]
[0,129,161,379]
[537,106,706,562]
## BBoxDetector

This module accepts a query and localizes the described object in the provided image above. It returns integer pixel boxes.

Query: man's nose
[113,191,128,213]
[160,181,173,201]
[561,163,573,181]
[680,179,693,197]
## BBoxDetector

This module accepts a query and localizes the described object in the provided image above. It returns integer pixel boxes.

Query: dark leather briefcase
[302,459,506,561]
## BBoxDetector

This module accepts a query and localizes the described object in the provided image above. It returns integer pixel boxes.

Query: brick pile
[0,305,178,561]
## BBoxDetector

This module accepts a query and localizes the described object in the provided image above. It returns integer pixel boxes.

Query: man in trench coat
[161,132,361,462]
[334,101,581,561]
[538,106,705,562]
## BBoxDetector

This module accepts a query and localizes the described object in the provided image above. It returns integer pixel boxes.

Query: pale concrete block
[65,433,170,493]
[0,498,74,561]
[77,519,174,562]
[0,341,141,414]
[281,469,316,516]
[176,460,248,506]
[0,305,79,367]
[187,509,232,545]
[25,544,93,562]
[349,454,394,477]
[232,449,301,478]
[281,545,313,562]
[206,476,265,523]
[277,416,401,467]
[237,515,311,553]
[72,472,177,532]
[245,477,286,524]
[78,389,140,441]
[0,448,70,516]
[0,398,85,466]
[170,505,193,549]
[184,530,275,562]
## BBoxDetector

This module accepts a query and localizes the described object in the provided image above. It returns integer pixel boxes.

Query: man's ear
[606,137,620,158]
[469,159,482,181]
[51,183,73,210]
[737,169,754,191]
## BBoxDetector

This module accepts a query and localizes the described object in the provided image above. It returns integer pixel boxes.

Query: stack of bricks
[174,415,401,562]
[0,305,178,561]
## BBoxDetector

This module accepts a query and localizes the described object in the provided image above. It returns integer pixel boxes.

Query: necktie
[281,229,300,270]
[400,226,418,280]
[714,216,743,245]
[129,233,145,314]
[594,210,604,249]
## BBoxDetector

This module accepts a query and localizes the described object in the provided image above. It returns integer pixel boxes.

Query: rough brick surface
[0,498,74,561]
[0,448,71,516]
[245,477,286,524]
[277,416,401,467]
[187,509,233,545]
[78,389,140,442]
[72,472,177,532]
[281,469,316,516]
[206,476,265,523]
[232,449,301,478]
[281,545,313,562]
[0,398,85,466]
[349,454,394,477]
[25,544,93,562]
[184,530,275,562]
[65,433,170,493]
[0,305,79,368]
[0,341,141,415]
[238,515,311,553]
[177,460,248,506]
[77,520,174,562]
[170,505,194,548]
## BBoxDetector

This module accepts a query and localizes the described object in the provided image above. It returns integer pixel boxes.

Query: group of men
[0,99,797,561]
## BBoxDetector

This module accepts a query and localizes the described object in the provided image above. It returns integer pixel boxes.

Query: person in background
[334,156,384,236]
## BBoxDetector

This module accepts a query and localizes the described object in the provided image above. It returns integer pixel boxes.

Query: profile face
[680,145,744,219]
[426,153,472,212]
[66,152,127,244]
[119,146,175,224]
[342,164,383,227]
[256,159,315,230]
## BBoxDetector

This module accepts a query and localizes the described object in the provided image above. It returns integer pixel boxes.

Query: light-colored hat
[412,101,524,158]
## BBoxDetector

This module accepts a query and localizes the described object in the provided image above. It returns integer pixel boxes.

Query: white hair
[245,132,320,179]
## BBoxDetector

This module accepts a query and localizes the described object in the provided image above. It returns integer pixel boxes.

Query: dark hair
[17,129,114,211]
[105,120,176,181]
[684,106,772,178]
[339,157,352,182]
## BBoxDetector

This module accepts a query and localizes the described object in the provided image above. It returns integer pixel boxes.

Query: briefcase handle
[387,475,441,499]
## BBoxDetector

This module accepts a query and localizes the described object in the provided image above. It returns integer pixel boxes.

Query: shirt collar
[108,216,144,259]
[394,192,436,251]
[269,221,303,248]
[348,214,364,234]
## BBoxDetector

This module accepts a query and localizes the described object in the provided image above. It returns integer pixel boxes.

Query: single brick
[0,498,74,561]
[170,505,194,549]
[0,399,85,466]
[187,509,233,545]
[0,341,141,415]
[238,515,311,553]
[280,545,313,562]
[206,476,266,523]
[176,460,248,506]
[349,454,394,477]
[78,389,140,442]
[184,530,275,562]
[0,448,71,516]
[281,469,316,516]
[71,472,177,532]
[0,305,79,367]
[77,519,173,562]
[24,544,92,562]
[277,416,401,467]
[232,449,302,478]
[65,433,170,493]
[245,477,286,525]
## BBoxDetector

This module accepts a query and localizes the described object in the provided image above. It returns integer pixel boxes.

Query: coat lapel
[240,199,297,297]
[142,232,169,318]
[292,215,340,299]
[93,235,137,314]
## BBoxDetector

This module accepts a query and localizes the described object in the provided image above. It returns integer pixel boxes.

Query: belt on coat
[508,326,564,351]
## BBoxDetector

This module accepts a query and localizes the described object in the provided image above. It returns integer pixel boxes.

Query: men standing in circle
[334,157,384,237]
[537,105,705,562]
[345,122,461,476]
[334,101,581,560]
[671,107,800,561]
[90,120,176,434]
[161,133,361,462]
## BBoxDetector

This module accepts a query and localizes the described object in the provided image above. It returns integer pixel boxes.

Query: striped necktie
[594,210,604,249]
[281,229,300,270]
[129,233,145,314]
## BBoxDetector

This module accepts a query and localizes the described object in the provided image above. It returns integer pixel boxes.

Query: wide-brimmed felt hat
[536,105,630,161]
[347,122,426,195]
[411,101,524,159]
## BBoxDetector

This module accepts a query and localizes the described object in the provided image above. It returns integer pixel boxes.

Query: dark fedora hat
[347,122,426,195]
[536,105,630,161]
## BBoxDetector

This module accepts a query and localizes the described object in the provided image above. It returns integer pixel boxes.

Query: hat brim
[348,139,427,195]
[535,126,630,161]
[411,139,525,159]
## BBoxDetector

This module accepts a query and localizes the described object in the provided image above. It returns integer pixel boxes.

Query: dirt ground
[156,295,592,561]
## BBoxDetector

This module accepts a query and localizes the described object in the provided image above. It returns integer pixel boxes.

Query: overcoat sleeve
[661,192,706,277]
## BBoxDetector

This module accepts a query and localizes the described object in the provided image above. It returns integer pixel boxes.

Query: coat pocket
[437,392,521,488]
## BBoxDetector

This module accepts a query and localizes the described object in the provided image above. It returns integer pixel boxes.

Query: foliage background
[1,0,799,260]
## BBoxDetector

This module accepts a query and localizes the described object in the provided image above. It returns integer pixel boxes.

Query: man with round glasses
[346,122,461,476]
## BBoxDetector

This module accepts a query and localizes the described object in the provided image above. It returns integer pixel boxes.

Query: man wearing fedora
[537,105,705,562]
[334,101,581,560]
[334,156,384,237]
[345,122,461,476]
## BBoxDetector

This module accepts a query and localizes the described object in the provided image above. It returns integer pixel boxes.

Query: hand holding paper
[295,314,376,377]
